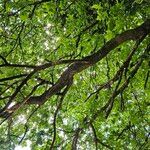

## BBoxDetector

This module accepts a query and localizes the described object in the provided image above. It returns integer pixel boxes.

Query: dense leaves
[0,0,150,149]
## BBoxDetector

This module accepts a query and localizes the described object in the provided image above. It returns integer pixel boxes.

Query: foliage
[0,0,150,149]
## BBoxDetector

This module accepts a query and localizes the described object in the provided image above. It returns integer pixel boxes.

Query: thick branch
[7,20,150,107]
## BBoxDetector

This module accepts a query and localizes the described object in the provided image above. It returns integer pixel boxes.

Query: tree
[0,0,149,149]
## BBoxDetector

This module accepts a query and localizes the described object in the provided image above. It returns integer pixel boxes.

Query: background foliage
[0,0,150,149]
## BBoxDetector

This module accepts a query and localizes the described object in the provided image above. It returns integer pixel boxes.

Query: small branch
[0,63,37,69]
[0,59,88,69]
[96,138,113,150]
[0,54,8,64]
[92,48,147,121]
[116,122,133,140]
[138,132,150,150]
[7,22,25,56]
[19,124,28,144]
[0,74,27,82]
[0,96,10,100]
[144,70,149,89]
[0,70,36,117]
[105,56,110,81]
[72,128,82,150]
[0,80,21,97]
[28,4,37,19]
[85,36,146,102]
[50,84,72,150]
[90,123,98,150]
[19,105,41,144]
[105,72,123,118]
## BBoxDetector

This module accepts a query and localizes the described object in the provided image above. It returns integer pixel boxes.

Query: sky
[15,140,31,150]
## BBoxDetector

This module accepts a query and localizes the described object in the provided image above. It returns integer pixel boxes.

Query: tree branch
[2,19,150,116]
